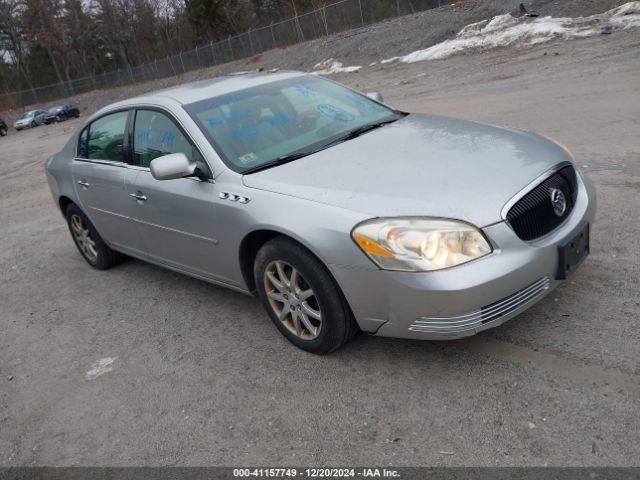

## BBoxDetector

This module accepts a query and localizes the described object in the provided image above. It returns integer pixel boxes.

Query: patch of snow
[458,18,489,36]
[381,2,640,64]
[608,1,640,28]
[86,357,116,380]
[312,58,362,75]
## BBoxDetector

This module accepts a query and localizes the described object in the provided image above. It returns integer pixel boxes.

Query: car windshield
[20,111,36,119]
[185,75,399,173]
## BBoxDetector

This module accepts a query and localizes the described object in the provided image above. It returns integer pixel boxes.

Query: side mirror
[150,153,196,180]
[366,92,384,103]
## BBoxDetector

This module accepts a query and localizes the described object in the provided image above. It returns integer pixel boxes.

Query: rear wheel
[0,127,6,136]
[65,203,124,270]
[254,237,358,354]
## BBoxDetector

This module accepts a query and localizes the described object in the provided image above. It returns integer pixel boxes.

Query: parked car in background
[45,71,595,353]
[0,117,7,136]
[13,109,48,130]
[44,105,81,124]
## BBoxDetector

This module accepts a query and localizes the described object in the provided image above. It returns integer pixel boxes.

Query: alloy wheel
[263,260,322,340]
[70,214,98,262]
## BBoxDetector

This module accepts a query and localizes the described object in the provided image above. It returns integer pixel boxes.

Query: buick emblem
[550,188,567,217]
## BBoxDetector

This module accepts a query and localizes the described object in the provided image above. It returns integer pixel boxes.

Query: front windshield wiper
[242,150,318,174]
[241,116,402,175]
[346,118,398,139]
[325,117,401,148]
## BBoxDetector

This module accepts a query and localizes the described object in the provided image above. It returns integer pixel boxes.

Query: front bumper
[329,170,596,340]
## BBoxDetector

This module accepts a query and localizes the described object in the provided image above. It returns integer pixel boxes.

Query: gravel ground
[1,3,639,468]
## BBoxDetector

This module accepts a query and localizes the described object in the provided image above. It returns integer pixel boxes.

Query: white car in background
[13,109,48,130]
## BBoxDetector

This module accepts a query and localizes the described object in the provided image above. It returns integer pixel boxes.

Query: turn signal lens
[353,233,395,258]
[351,218,492,272]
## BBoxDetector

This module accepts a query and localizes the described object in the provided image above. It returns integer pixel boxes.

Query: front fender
[212,174,378,290]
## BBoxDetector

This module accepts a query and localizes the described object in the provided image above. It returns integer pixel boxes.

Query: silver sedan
[45,71,596,353]
[14,109,48,130]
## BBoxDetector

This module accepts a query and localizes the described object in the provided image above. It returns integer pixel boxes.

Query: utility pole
[291,0,305,41]
[270,22,276,48]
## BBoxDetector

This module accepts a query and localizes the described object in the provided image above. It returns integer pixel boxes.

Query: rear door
[72,109,144,256]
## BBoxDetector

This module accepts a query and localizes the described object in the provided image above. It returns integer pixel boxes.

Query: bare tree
[0,0,35,91]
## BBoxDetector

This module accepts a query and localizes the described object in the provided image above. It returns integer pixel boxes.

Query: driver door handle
[129,193,147,202]
[77,180,90,188]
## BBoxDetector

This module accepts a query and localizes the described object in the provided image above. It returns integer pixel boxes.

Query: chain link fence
[1,0,442,110]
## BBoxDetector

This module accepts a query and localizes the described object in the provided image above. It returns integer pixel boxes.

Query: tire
[254,237,358,354]
[65,203,124,270]
[30,121,36,128]
[0,127,6,136]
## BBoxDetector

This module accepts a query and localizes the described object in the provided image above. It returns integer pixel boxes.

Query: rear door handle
[129,193,147,202]
[77,180,90,188]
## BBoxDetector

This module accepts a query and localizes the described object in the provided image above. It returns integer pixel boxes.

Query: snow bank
[312,58,362,75]
[382,2,640,64]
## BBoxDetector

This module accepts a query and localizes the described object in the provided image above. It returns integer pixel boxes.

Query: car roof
[105,70,307,110]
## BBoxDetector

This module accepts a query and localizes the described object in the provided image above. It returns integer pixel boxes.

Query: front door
[126,109,236,286]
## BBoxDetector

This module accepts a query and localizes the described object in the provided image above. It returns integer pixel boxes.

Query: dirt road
[1,27,639,466]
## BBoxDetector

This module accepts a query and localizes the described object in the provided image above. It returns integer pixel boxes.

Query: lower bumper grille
[409,276,551,334]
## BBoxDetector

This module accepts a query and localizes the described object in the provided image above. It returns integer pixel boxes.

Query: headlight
[352,218,492,272]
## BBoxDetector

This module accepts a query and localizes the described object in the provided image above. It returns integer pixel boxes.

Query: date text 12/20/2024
[233,468,401,478]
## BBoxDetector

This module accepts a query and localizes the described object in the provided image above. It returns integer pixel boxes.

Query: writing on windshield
[185,75,393,172]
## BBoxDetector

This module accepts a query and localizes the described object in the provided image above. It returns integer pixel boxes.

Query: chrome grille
[506,166,578,241]
[409,277,551,333]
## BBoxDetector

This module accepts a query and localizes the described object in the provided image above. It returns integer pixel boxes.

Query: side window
[87,111,128,162]
[77,127,89,158]
[133,110,200,168]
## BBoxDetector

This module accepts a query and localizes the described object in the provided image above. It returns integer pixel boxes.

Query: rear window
[86,111,128,162]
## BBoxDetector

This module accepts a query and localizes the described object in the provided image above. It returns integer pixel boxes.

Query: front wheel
[0,127,6,136]
[65,204,124,270]
[254,237,358,354]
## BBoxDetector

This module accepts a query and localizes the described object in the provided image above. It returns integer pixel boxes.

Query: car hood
[242,113,573,227]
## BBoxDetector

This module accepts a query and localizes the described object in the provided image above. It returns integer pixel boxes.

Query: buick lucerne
[45,71,595,353]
